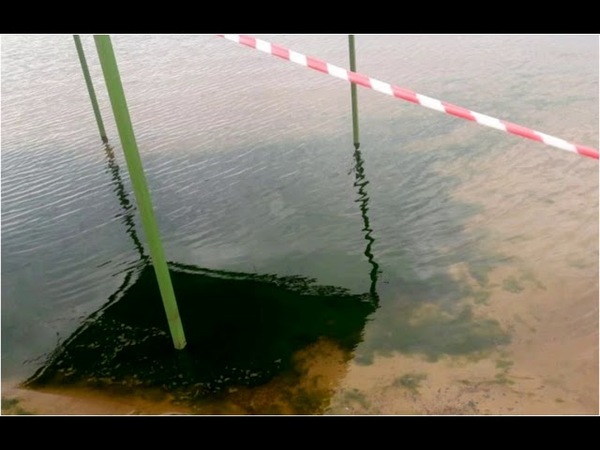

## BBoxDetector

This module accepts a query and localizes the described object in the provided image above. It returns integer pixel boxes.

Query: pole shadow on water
[22,144,379,414]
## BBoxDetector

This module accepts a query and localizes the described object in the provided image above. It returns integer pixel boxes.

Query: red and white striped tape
[218,34,598,161]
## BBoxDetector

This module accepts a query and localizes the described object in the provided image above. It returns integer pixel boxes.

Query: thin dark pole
[348,35,360,150]
[73,35,108,144]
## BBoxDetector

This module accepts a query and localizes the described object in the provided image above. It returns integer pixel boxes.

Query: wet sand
[325,138,598,416]
[1,381,194,415]
[325,263,598,415]
[2,338,352,415]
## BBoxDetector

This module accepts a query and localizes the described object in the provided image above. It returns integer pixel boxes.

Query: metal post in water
[348,35,360,150]
[73,35,108,144]
[93,35,187,350]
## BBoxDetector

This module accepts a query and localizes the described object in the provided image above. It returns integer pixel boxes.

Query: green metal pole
[73,35,108,144]
[348,35,360,150]
[94,35,186,350]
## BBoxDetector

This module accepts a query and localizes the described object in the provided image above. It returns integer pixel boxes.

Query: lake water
[1,34,598,414]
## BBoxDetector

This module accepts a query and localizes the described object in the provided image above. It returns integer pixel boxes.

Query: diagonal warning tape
[218,34,598,161]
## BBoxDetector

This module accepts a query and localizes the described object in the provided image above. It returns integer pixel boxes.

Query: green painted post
[348,35,360,150]
[73,35,108,144]
[94,35,186,350]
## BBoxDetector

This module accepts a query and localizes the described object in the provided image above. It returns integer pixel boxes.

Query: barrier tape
[218,34,598,161]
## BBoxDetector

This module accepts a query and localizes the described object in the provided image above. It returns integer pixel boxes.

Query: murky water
[1,34,598,415]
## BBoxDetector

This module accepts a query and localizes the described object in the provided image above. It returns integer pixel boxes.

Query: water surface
[2,34,598,414]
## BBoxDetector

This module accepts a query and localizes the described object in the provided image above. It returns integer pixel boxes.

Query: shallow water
[1,34,598,414]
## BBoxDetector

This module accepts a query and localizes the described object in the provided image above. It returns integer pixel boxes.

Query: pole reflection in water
[351,146,381,305]
[103,143,149,265]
